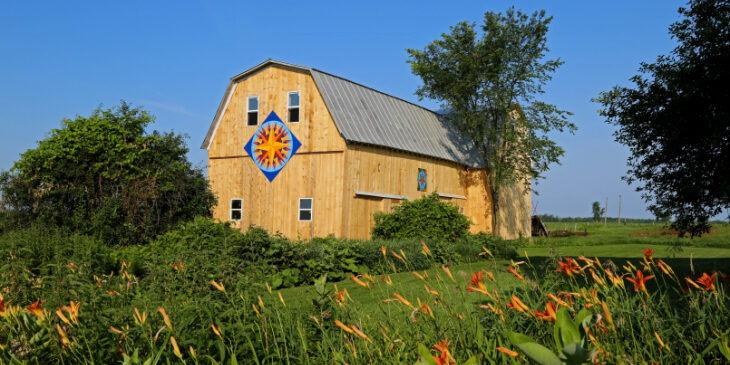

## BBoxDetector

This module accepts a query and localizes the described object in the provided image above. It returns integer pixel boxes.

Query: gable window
[231,199,242,221]
[298,198,312,221]
[247,96,259,126]
[288,91,300,123]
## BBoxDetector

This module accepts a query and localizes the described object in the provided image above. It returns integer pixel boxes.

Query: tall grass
[1,231,728,363]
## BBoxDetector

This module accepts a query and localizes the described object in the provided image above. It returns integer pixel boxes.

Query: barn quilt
[417,168,427,191]
[244,111,301,182]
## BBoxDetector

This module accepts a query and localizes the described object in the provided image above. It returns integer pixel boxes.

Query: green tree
[0,102,216,245]
[595,0,730,237]
[591,201,604,222]
[407,8,576,235]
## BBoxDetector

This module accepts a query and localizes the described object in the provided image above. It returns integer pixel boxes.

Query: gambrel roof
[202,59,483,168]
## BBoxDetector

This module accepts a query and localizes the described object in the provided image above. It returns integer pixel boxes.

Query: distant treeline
[537,214,659,223]
[538,214,727,225]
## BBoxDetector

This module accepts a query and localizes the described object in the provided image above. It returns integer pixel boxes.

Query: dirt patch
[550,230,589,237]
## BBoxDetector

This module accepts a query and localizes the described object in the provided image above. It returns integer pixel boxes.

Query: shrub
[372,192,471,240]
[0,102,216,245]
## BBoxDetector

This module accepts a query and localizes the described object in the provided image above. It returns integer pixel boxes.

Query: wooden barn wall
[494,179,532,239]
[341,144,472,239]
[207,66,346,239]
[464,169,531,239]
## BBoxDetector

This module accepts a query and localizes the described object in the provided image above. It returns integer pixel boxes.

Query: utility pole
[618,195,622,224]
[604,197,608,226]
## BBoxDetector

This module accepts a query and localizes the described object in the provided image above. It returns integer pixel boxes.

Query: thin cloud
[137,99,203,118]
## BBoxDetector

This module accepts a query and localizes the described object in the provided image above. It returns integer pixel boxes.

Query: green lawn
[533,221,730,248]
[278,242,730,314]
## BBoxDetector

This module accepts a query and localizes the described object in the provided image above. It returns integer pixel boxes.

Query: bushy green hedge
[0,219,519,296]
[372,192,471,240]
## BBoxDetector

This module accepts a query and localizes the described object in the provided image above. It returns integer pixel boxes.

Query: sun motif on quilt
[253,122,291,170]
[244,111,301,182]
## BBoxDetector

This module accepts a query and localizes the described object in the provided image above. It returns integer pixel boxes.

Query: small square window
[288,91,300,123]
[299,198,312,221]
[231,199,242,221]
[247,96,259,126]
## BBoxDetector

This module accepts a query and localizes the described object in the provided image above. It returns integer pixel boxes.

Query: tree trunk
[490,183,500,237]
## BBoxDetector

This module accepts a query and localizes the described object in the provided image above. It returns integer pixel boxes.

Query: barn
[201,59,531,240]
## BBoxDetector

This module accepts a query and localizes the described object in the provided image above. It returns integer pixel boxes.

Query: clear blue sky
[0,1,691,219]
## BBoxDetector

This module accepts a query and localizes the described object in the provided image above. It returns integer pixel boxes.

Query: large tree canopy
[0,102,216,244]
[407,8,575,233]
[595,0,730,236]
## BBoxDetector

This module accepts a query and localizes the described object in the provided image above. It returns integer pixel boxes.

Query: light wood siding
[207,66,346,239]
[342,144,474,239]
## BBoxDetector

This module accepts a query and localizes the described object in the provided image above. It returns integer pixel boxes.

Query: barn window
[231,199,242,221]
[299,198,312,221]
[288,91,300,123]
[247,96,259,126]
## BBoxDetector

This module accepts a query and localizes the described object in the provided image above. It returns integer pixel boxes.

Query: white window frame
[247,95,259,126]
[298,197,313,222]
[230,198,242,221]
[287,91,300,123]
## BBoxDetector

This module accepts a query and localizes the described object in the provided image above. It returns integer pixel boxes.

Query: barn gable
[202,59,483,168]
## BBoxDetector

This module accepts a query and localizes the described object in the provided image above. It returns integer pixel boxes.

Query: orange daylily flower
[696,272,717,292]
[601,301,614,331]
[534,301,557,322]
[170,336,183,359]
[412,271,426,281]
[466,271,488,294]
[211,280,226,292]
[380,246,387,256]
[478,246,493,258]
[59,301,80,323]
[432,339,455,365]
[589,268,605,286]
[418,298,434,318]
[334,290,346,307]
[656,259,674,275]
[334,319,356,335]
[643,248,654,261]
[506,294,531,315]
[349,323,373,343]
[380,275,393,286]
[506,266,524,282]
[392,292,415,309]
[496,346,519,357]
[25,299,46,320]
[556,258,581,277]
[56,323,72,348]
[211,324,223,339]
[605,269,626,288]
[654,332,668,350]
[420,240,432,256]
[441,265,454,281]
[390,250,407,265]
[547,293,574,311]
[685,277,702,289]
[351,275,370,289]
[158,307,173,331]
[626,270,655,293]
[424,285,440,296]
[133,307,147,325]
[171,262,185,271]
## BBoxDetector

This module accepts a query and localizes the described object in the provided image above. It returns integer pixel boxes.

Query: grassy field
[531,221,730,248]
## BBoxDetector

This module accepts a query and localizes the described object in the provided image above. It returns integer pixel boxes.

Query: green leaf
[560,342,592,365]
[514,343,563,365]
[554,307,580,350]
[414,343,438,365]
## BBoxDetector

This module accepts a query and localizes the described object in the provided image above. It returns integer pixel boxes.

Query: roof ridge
[310,68,440,117]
